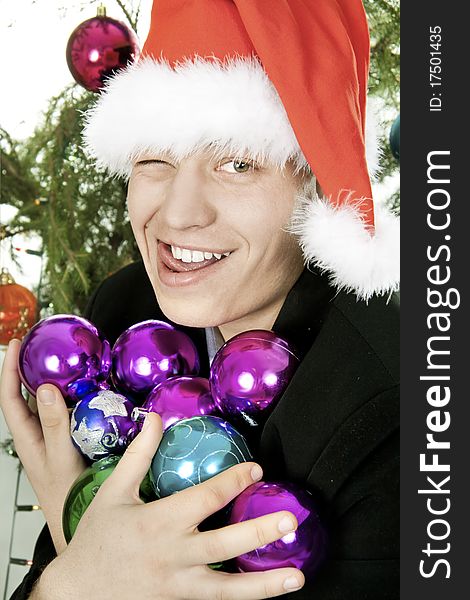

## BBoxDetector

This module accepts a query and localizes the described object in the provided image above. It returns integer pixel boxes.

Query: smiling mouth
[158,242,232,273]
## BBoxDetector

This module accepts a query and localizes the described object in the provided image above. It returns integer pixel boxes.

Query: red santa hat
[84,0,399,300]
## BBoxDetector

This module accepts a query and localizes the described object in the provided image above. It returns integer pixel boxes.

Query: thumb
[36,384,76,456]
[99,411,163,502]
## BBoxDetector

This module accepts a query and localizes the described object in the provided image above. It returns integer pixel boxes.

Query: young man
[1,1,399,598]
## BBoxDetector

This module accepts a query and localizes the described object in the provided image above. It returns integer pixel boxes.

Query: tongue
[172,257,219,272]
[159,243,220,272]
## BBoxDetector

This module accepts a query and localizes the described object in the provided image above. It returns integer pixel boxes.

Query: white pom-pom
[289,192,400,300]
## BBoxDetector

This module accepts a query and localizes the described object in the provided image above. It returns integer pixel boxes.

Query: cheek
[127,180,160,232]
[126,193,153,260]
[126,202,145,251]
[239,194,296,256]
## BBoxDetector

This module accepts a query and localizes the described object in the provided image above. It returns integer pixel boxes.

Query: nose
[158,163,217,231]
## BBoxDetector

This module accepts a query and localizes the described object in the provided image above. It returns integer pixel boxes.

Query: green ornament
[62,455,156,543]
[390,113,400,161]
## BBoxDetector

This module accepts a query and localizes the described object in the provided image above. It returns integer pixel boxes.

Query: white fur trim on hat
[83,56,381,178]
[288,189,400,301]
[83,56,307,176]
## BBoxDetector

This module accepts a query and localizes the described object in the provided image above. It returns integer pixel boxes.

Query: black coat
[11,262,399,599]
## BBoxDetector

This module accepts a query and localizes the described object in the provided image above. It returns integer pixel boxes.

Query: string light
[9,558,33,567]
[3,467,43,595]
[16,505,42,512]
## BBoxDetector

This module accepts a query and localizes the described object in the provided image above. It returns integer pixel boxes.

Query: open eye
[218,158,257,174]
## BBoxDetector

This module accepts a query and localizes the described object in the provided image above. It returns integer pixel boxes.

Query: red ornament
[66,5,140,93]
[0,268,37,346]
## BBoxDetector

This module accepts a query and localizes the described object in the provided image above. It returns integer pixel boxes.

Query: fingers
[191,511,298,565]
[200,567,305,599]
[35,384,78,461]
[99,411,163,501]
[0,340,42,446]
[168,462,263,528]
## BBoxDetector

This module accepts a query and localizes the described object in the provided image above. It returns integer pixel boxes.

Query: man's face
[127,151,305,335]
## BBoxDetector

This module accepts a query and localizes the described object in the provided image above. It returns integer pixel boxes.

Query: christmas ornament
[71,389,138,461]
[18,314,111,405]
[390,114,400,161]
[66,4,140,93]
[68,378,110,401]
[209,330,299,430]
[0,268,37,345]
[62,454,156,542]
[151,415,252,498]
[112,320,200,403]
[228,481,327,580]
[133,376,218,431]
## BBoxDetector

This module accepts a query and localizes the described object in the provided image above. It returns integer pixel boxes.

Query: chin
[156,296,225,329]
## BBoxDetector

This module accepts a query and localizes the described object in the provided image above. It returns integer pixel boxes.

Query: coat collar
[272,266,335,358]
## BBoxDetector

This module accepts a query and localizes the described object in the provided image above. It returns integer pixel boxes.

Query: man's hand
[0,339,87,554]
[37,412,305,599]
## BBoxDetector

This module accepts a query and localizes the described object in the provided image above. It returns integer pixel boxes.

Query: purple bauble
[18,314,111,405]
[112,320,200,403]
[66,10,140,92]
[229,481,327,580]
[210,330,299,429]
[134,376,218,431]
[70,389,138,462]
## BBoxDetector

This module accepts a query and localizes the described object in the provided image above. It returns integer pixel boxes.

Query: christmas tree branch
[48,200,89,295]
[114,0,138,32]
[134,2,141,29]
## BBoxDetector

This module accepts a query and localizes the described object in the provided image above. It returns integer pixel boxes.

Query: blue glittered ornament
[70,389,138,461]
[151,415,252,498]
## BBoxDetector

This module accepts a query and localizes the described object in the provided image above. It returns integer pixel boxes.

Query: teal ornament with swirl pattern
[150,415,252,498]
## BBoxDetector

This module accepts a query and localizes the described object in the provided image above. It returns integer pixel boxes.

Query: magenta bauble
[228,481,327,580]
[66,11,140,92]
[210,330,299,429]
[112,320,200,403]
[18,314,111,405]
[134,376,218,431]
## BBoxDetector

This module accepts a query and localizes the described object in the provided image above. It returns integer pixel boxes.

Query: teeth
[192,251,204,262]
[170,245,231,263]
[181,249,192,263]
[171,246,182,259]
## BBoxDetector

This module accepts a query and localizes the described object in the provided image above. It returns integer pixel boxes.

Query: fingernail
[251,464,263,481]
[38,388,55,405]
[283,576,301,592]
[278,516,295,533]
[8,339,18,351]
[142,415,151,431]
